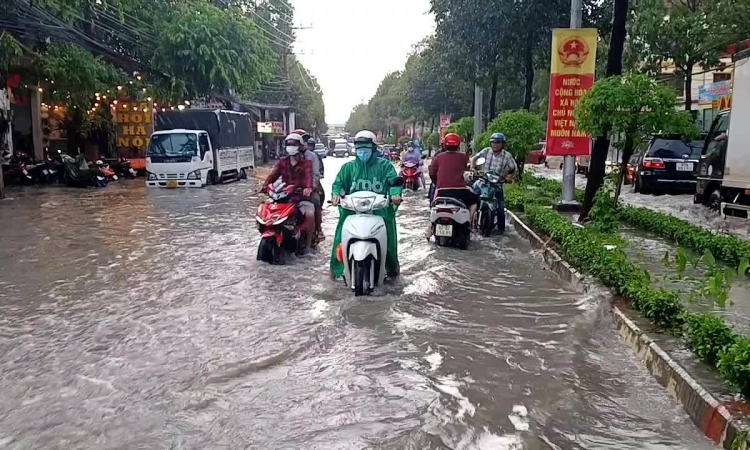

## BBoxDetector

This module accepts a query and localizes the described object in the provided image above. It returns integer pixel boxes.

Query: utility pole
[561,0,583,204]
[472,84,483,154]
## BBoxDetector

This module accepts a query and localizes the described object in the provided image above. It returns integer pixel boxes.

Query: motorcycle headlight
[487,173,501,183]
[147,172,157,180]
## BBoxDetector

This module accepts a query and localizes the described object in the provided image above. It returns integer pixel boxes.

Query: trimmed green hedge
[620,206,750,268]
[509,197,750,397]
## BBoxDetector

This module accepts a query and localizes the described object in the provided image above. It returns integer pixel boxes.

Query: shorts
[298,201,315,215]
[433,187,478,208]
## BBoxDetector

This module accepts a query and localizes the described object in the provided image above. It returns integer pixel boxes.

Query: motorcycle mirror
[391,177,404,187]
[475,156,486,166]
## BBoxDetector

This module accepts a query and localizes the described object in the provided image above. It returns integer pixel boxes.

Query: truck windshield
[148,133,198,158]
[648,138,704,159]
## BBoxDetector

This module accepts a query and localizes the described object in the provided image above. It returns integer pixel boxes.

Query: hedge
[507,190,750,397]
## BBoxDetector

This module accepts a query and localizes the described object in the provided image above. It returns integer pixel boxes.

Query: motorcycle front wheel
[354,259,370,296]
[257,236,279,264]
[480,205,494,237]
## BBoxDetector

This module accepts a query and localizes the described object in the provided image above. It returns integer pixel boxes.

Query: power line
[248,8,295,42]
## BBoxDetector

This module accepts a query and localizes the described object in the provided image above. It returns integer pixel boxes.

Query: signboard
[257,122,273,134]
[545,28,597,156]
[115,100,153,169]
[439,114,452,128]
[712,95,732,110]
[698,81,731,108]
[271,121,285,136]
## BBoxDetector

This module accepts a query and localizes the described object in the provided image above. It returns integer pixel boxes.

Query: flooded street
[0,156,716,449]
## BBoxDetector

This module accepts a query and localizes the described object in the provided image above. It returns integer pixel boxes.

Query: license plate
[166,180,178,188]
[42,170,49,175]
[435,224,453,237]
[112,175,118,180]
[676,162,693,171]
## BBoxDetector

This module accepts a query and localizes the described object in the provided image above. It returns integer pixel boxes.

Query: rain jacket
[330,152,403,278]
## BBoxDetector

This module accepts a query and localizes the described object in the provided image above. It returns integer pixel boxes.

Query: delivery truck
[695,49,750,217]
[146,109,255,188]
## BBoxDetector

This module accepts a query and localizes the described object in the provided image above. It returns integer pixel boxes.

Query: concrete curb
[506,209,749,450]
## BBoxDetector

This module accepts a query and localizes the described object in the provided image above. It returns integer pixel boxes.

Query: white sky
[290,0,435,125]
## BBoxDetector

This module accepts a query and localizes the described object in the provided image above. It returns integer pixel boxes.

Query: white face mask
[286,146,299,156]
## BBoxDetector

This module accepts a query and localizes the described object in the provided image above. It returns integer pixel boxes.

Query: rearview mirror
[391,176,404,187]
[475,156,486,166]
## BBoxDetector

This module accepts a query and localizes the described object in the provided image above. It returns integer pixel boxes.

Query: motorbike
[473,156,503,237]
[256,179,312,264]
[337,177,403,296]
[401,161,420,191]
[429,186,473,250]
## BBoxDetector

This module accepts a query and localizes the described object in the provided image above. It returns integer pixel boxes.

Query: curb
[506,209,749,449]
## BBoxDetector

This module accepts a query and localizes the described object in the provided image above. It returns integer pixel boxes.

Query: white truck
[146,109,255,188]
[695,49,750,216]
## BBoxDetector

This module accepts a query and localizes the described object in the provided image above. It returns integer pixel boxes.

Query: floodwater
[0,157,716,449]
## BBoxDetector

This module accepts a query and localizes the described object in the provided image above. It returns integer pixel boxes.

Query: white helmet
[354,130,377,146]
[284,133,305,156]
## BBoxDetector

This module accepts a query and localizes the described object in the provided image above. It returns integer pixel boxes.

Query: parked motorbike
[474,156,503,237]
[401,161,420,191]
[337,177,403,296]
[256,179,312,264]
[111,157,137,179]
[61,154,107,188]
[429,188,472,249]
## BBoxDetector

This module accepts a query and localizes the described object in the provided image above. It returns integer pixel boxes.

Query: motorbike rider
[400,142,426,189]
[262,133,316,254]
[469,132,517,234]
[294,129,324,242]
[330,130,403,279]
[425,132,478,239]
[306,137,326,240]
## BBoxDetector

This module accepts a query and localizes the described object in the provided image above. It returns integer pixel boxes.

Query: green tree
[444,116,474,143]
[345,103,371,134]
[575,73,698,204]
[476,110,545,172]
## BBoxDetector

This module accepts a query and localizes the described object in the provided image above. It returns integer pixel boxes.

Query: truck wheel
[206,171,217,186]
[708,189,722,213]
[239,168,248,180]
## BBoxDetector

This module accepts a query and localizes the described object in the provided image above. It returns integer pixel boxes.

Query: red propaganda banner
[545,28,598,156]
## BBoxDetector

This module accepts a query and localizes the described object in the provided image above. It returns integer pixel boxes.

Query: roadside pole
[561,0,583,204]
[472,84,483,154]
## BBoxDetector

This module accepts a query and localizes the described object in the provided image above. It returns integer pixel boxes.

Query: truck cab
[146,129,215,187]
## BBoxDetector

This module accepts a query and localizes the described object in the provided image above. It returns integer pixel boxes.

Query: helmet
[354,130,377,146]
[293,129,311,142]
[284,133,305,156]
[443,133,461,147]
[490,132,506,143]
[307,138,317,147]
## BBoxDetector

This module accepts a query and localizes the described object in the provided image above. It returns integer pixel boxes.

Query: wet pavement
[0,156,717,449]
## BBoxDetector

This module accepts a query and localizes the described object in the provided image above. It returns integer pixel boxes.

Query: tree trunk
[613,135,634,205]
[430,116,435,133]
[523,33,534,110]
[579,0,628,221]
[683,63,694,111]
[489,70,498,121]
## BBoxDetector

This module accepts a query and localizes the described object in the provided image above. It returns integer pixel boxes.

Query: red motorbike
[401,161,420,191]
[256,180,311,264]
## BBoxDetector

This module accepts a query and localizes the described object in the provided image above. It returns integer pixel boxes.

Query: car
[313,143,327,158]
[623,152,642,185]
[348,143,356,157]
[332,139,349,157]
[632,134,706,194]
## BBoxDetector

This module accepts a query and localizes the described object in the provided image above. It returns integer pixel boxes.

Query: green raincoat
[330,153,403,278]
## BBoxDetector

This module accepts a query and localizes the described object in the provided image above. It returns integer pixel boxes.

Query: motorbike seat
[431,196,467,209]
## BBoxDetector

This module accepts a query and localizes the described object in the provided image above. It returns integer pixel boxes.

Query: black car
[633,134,706,194]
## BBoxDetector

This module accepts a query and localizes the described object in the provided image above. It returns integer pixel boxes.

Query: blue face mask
[356,148,373,163]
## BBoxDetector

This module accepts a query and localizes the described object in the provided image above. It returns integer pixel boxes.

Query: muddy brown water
[0,157,716,449]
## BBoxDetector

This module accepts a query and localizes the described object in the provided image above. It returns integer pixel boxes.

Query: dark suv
[633,134,706,194]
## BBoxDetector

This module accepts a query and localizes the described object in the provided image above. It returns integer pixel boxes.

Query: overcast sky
[290,0,435,125]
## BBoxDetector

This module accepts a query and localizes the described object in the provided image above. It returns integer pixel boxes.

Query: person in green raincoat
[330,130,403,279]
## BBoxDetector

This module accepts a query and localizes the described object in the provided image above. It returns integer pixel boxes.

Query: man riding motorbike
[400,142,426,189]
[426,133,478,238]
[330,130,403,279]
[306,137,326,240]
[262,133,316,254]
[295,129,324,242]
[470,132,517,234]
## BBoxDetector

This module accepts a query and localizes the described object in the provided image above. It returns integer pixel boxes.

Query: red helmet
[444,133,461,147]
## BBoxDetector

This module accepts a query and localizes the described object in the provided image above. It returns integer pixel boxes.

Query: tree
[476,110,545,173]
[444,116,474,144]
[575,73,698,205]
[580,0,629,222]
[629,0,735,111]
[345,103,371,134]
